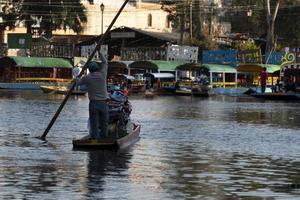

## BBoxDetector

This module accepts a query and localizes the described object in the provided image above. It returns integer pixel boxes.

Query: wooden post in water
[40,0,130,140]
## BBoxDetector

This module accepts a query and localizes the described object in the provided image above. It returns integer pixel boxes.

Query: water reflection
[0,91,300,199]
[162,144,300,199]
[84,150,131,199]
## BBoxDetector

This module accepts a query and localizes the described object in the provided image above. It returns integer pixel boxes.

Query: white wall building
[55,0,172,36]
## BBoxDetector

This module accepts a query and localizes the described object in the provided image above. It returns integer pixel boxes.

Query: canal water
[0,90,300,200]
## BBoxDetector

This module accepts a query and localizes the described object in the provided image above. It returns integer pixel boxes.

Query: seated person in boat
[196,74,209,85]
[284,77,297,93]
[273,79,283,93]
[76,50,109,139]
[175,80,180,90]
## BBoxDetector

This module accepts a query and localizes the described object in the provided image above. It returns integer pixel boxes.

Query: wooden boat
[164,84,210,97]
[0,57,73,90]
[40,85,87,95]
[251,92,300,101]
[163,84,191,96]
[175,88,191,96]
[191,85,210,97]
[72,123,141,149]
[145,89,155,98]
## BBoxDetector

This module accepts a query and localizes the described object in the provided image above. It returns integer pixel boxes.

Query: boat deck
[72,124,141,150]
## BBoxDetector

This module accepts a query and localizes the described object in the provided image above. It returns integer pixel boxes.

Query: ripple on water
[0,92,300,199]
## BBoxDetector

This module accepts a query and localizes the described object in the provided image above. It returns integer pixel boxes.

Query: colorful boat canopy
[151,60,185,71]
[149,73,175,79]
[116,73,135,80]
[0,56,73,68]
[202,64,237,73]
[237,64,281,73]
[176,63,202,71]
[128,60,185,71]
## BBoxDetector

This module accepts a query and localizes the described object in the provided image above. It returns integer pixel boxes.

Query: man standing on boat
[260,67,268,93]
[76,51,109,139]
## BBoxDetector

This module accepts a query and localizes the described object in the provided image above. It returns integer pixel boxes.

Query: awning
[176,63,202,71]
[150,60,185,71]
[149,73,175,79]
[202,64,237,73]
[109,61,127,69]
[128,61,158,70]
[128,60,185,71]
[0,56,73,68]
[237,64,281,73]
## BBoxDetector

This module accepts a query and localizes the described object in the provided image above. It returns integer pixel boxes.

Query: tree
[0,1,19,42]
[161,0,210,46]
[276,0,300,47]
[224,0,266,37]
[227,0,300,50]
[160,0,188,44]
[2,0,93,38]
[265,0,280,54]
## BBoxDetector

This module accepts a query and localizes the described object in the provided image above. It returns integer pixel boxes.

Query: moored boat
[251,92,300,101]
[40,85,87,95]
[0,56,73,90]
[175,87,191,96]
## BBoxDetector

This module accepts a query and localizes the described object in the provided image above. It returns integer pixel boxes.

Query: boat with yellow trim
[40,85,87,95]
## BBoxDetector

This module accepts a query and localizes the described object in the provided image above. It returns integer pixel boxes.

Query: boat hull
[0,83,40,90]
[251,92,300,101]
[72,124,141,149]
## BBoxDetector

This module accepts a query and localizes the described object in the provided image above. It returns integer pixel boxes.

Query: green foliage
[237,39,258,51]
[227,0,300,47]
[188,35,219,51]
[224,0,265,37]
[0,2,19,31]
[160,0,205,42]
[1,0,93,37]
[276,1,300,47]
[160,0,187,28]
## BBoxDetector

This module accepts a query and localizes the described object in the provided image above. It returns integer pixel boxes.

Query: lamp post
[189,1,193,41]
[247,8,252,37]
[100,3,105,34]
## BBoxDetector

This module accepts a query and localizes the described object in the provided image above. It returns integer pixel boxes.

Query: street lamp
[100,3,105,34]
[246,8,252,37]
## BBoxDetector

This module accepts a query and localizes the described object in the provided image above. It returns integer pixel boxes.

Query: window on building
[147,14,152,27]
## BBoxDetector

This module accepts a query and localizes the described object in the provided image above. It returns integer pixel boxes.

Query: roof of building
[76,26,180,47]
[202,64,237,73]
[0,56,73,68]
[237,63,281,73]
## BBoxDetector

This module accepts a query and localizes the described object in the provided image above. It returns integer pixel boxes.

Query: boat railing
[15,78,72,82]
[15,78,72,86]
[211,82,237,88]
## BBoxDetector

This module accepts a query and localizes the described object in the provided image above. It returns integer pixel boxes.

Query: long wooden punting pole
[40,0,130,140]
